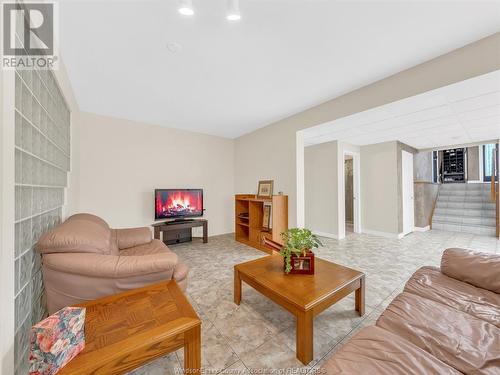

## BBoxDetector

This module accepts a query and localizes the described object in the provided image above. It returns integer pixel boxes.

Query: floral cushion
[29,307,85,375]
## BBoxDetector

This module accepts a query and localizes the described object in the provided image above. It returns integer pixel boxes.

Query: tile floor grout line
[186,291,246,374]
[128,232,499,374]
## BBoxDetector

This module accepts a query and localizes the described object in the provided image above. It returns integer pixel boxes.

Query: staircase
[432,183,496,236]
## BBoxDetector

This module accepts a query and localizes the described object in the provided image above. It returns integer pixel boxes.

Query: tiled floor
[130,230,499,374]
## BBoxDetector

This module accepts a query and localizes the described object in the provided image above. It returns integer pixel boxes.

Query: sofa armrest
[441,248,500,293]
[114,227,152,249]
[43,252,178,278]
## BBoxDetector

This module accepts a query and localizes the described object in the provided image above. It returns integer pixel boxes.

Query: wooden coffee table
[234,255,365,365]
[59,281,201,375]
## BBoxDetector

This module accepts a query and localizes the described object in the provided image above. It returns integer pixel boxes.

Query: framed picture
[293,258,310,270]
[262,204,271,229]
[290,252,315,275]
[257,180,274,198]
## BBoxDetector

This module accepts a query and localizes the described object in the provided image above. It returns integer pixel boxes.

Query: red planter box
[289,251,315,274]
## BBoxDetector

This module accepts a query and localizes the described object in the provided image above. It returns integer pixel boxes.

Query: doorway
[344,156,354,233]
[402,150,415,235]
[342,151,361,237]
[483,143,498,182]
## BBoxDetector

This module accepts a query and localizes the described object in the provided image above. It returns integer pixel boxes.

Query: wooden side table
[59,281,201,375]
[153,219,208,245]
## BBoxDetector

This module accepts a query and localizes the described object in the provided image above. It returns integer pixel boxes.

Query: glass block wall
[13,65,71,374]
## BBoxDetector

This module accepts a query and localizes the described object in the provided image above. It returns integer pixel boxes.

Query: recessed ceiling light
[178,0,194,16]
[166,42,182,53]
[226,0,241,21]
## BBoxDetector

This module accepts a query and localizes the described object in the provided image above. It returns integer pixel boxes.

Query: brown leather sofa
[36,213,188,314]
[321,248,500,374]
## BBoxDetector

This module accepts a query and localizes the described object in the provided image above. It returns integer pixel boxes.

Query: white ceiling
[59,0,500,138]
[303,70,500,150]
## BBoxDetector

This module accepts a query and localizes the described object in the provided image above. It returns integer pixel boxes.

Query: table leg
[355,275,365,316]
[154,226,161,240]
[184,325,201,374]
[203,222,208,243]
[234,269,241,305]
[296,310,313,365]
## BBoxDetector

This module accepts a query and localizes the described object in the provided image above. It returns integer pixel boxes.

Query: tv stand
[169,218,195,224]
[152,219,208,245]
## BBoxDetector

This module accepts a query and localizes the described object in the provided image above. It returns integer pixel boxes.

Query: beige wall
[414,151,433,182]
[304,141,338,236]
[303,141,360,238]
[76,112,235,235]
[360,141,400,235]
[467,146,480,181]
[234,33,500,228]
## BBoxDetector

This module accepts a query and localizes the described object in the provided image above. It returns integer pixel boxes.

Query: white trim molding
[363,229,405,239]
[312,230,339,240]
[479,145,484,182]
[414,225,430,232]
[296,130,305,228]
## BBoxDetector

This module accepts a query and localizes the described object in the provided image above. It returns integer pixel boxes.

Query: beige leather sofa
[321,248,500,374]
[36,213,188,314]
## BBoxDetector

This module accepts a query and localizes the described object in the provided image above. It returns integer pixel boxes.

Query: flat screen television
[155,189,203,220]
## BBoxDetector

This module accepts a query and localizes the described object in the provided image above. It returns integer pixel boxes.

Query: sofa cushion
[113,227,153,250]
[404,266,500,328]
[441,248,500,294]
[43,253,180,314]
[122,240,188,290]
[120,239,170,256]
[320,326,460,375]
[377,292,500,375]
[69,213,110,228]
[43,250,178,278]
[173,260,189,284]
[37,213,112,255]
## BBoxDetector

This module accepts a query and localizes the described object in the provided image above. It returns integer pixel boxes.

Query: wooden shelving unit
[235,194,288,254]
[443,148,465,183]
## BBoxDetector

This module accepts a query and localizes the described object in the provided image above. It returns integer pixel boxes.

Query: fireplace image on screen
[155,189,204,220]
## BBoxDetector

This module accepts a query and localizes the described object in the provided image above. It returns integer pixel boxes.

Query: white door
[352,153,361,234]
[402,151,414,235]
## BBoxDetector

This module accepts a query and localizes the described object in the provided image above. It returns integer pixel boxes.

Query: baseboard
[413,225,430,232]
[362,229,402,239]
[312,230,339,239]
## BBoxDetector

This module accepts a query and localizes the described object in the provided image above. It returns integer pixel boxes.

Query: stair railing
[491,150,496,202]
[492,144,499,237]
[429,183,441,229]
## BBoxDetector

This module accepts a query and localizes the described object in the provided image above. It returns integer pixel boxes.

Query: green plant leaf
[279,227,323,272]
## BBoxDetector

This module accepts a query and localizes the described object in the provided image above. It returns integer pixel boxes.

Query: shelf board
[237,222,249,227]
[236,197,272,203]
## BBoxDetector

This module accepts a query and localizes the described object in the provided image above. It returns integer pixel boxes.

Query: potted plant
[280,228,323,274]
